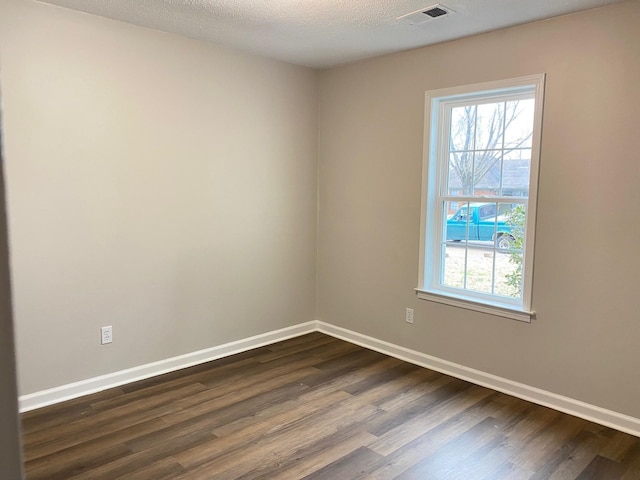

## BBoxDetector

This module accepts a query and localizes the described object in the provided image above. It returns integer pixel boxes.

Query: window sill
[414,288,534,323]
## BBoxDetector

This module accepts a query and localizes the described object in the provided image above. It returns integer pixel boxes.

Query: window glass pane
[475,101,504,151]
[504,98,535,149]
[444,201,470,244]
[494,204,527,298]
[473,151,501,196]
[450,105,475,152]
[447,153,464,196]
[463,247,494,294]
[443,200,469,289]
[502,149,531,197]
[442,244,465,289]
[476,202,499,243]
[494,249,522,298]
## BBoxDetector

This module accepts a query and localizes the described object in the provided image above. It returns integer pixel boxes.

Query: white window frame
[416,75,545,322]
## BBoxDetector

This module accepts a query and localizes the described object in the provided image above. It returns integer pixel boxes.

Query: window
[417,75,545,322]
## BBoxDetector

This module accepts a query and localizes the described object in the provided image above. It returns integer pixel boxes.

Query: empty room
[1,0,639,478]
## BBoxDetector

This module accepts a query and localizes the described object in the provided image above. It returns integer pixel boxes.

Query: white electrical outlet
[406,308,414,324]
[101,326,113,345]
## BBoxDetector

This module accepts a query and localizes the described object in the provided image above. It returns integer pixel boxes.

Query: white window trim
[416,74,546,323]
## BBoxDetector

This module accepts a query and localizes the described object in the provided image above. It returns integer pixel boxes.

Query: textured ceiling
[38,0,626,68]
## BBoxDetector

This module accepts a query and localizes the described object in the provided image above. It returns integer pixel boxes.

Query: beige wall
[0,0,318,395]
[318,1,640,418]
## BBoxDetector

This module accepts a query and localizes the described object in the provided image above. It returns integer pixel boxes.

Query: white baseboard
[315,321,640,438]
[19,321,317,412]
[20,319,640,438]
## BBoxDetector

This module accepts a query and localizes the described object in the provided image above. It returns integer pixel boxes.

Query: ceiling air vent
[397,4,454,25]
[424,6,448,18]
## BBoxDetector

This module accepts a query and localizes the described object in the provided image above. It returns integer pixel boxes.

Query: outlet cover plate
[101,326,113,345]
[406,308,415,324]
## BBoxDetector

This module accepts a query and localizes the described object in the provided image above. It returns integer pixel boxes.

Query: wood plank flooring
[20,332,640,479]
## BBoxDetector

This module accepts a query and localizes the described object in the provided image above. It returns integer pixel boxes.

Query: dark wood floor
[21,333,640,480]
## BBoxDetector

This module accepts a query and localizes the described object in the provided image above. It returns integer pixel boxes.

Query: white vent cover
[397,4,455,25]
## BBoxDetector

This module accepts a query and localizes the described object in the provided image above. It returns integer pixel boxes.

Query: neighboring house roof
[449,158,530,192]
